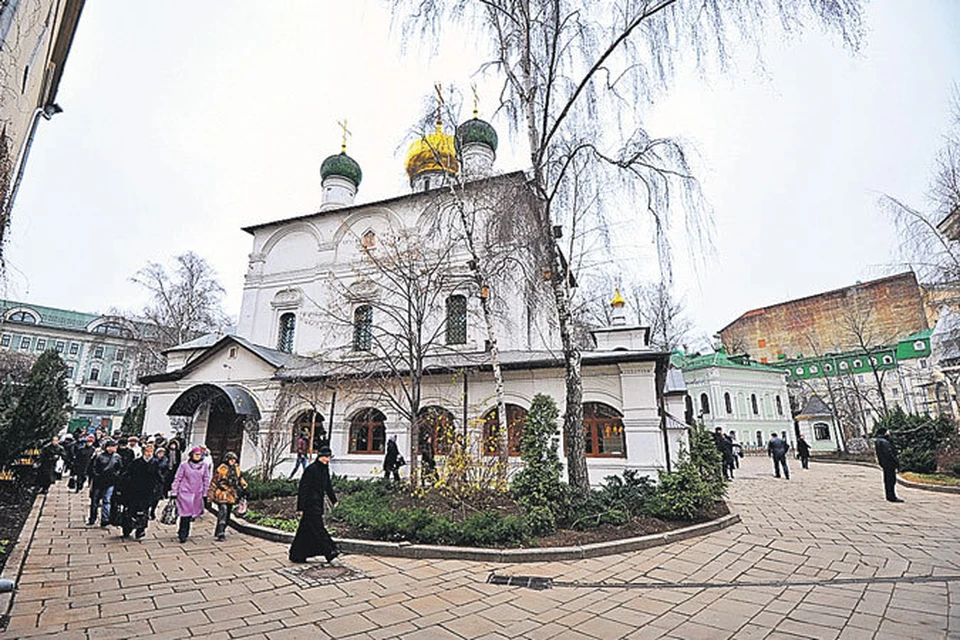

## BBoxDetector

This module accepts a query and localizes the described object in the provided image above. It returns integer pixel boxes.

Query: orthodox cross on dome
[471,83,479,119]
[337,119,352,153]
[434,83,444,129]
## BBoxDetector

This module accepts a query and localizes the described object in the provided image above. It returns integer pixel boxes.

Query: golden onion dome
[405,124,459,180]
[611,287,626,308]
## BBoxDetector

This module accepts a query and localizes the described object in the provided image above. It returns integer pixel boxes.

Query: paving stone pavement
[4,457,960,639]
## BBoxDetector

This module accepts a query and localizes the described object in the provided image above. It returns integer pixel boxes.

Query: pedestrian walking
[383,434,401,484]
[767,432,790,479]
[87,440,122,526]
[149,447,171,520]
[169,447,212,543]
[72,435,96,492]
[728,431,742,470]
[421,433,436,485]
[797,434,811,469]
[35,436,64,494]
[120,444,160,539]
[875,427,903,502]
[289,430,309,479]
[208,452,247,542]
[713,427,735,480]
[165,439,182,493]
[289,444,339,564]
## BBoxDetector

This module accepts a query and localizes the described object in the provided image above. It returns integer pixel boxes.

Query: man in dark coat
[289,444,339,564]
[36,436,65,494]
[383,434,400,484]
[713,427,734,480]
[767,432,790,479]
[72,435,96,492]
[797,434,812,469]
[120,444,160,539]
[875,427,903,502]
[88,441,122,526]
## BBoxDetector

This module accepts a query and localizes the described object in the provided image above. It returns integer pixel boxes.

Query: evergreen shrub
[511,393,564,533]
[872,408,955,473]
[244,476,299,501]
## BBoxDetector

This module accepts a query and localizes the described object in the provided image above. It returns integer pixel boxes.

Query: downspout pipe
[6,103,62,216]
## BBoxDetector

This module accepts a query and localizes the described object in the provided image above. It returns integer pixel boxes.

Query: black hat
[317,444,333,457]
[104,440,117,448]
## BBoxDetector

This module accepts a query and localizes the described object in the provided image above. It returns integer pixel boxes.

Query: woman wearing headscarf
[208,452,247,541]
[169,447,211,543]
[289,443,339,564]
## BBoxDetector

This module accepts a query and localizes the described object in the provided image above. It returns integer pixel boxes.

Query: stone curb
[812,458,878,469]
[0,490,45,622]
[229,511,742,563]
[897,476,960,495]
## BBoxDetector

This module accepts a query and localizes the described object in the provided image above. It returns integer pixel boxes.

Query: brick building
[719,272,928,364]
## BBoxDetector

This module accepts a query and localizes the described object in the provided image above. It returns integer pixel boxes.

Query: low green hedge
[243,476,299,501]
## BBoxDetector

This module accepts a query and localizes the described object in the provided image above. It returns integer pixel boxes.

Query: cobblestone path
[5,457,959,639]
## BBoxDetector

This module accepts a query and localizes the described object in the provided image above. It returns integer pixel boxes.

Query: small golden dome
[611,287,626,308]
[405,124,458,181]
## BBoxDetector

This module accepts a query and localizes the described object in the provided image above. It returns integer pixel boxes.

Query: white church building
[142,109,690,485]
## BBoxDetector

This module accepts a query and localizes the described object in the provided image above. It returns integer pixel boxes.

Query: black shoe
[178,537,187,543]
[215,535,225,542]
[888,497,904,502]
[289,556,307,564]
[100,521,109,528]
[86,519,95,526]
[325,551,340,564]
[135,530,146,539]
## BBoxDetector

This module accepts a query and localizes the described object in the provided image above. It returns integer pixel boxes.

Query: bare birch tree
[131,251,229,372]
[306,228,474,480]
[882,92,960,283]
[391,0,863,491]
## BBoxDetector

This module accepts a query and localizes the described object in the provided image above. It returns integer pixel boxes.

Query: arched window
[751,394,759,415]
[91,322,132,338]
[349,408,386,453]
[582,402,626,457]
[353,305,373,351]
[7,310,37,324]
[482,404,528,456]
[417,406,455,456]
[291,410,326,453]
[445,295,467,345]
[684,395,694,425]
[700,393,710,414]
[775,395,783,415]
[724,392,733,414]
[277,313,296,353]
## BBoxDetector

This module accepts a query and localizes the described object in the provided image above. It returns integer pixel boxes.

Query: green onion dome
[320,152,362,187]
[456,118,498,153]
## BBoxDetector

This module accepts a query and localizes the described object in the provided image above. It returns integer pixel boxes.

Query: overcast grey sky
[5,1,960,341]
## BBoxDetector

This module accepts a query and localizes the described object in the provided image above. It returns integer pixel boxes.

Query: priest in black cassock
[289,443,340,564]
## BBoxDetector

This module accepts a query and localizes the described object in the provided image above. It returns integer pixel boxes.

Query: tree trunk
[551,251,589,492]
[449,195,510,478]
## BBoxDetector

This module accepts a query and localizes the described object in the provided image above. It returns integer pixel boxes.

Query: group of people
[38,430,247,543]
[712,428,814,481]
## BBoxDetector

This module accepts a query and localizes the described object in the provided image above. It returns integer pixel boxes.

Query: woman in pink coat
[170,447,211,543]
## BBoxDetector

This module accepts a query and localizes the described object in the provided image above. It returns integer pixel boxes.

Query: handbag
[396,455,406,467]
[235,497,248,516]
[68,476,77,490]
[159,498,178,525]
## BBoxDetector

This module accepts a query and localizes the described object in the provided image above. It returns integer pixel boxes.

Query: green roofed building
[0,300,160,435]
[771,329,946,438]
[673,349,795,451]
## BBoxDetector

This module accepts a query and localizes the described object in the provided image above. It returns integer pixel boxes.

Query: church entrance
[206,406,245,466]
[168,383,261,466]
